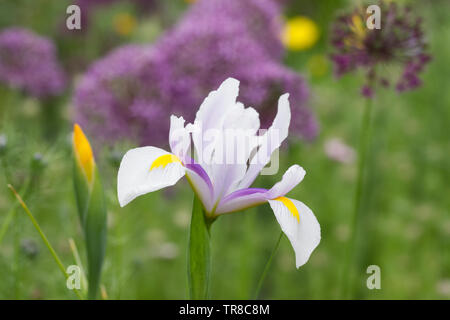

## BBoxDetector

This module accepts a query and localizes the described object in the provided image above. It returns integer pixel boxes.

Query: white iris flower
[117,78,320,268]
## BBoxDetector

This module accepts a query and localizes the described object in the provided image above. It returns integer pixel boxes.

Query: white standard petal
[238,93,291,189]
[209,102,261,202]
[268,198,320,268]
[191,77,240,165]
[169,115,191,160]
[117,146,185,207]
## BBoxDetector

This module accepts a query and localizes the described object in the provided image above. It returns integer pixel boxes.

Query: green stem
[8,184,83,300]
[68,238,88,293]
[188,195,212,299]
[342,97,374,299]
[254,231,283,299]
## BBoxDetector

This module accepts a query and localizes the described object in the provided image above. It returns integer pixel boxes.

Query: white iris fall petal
[117,77,320,268]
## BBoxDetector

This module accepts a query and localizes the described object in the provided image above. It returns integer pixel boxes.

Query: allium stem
[188,195,212,299]
[254,231,283,299]
[342,96,374,298]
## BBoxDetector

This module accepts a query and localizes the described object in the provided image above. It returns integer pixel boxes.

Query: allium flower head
[330,1,431,97]
[73,45,169,144]
[74,0,317,145]
[0,28,66,98]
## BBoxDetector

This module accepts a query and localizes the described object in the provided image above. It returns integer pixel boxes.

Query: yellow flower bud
[73,124,95,184]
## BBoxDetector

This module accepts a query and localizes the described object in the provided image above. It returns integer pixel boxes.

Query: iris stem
[254,231,283,299]
[8,184,84,300]
[342,96,374,298]
[188,195,212,299]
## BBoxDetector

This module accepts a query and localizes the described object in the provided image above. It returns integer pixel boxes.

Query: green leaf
[73,158,107,300]
[187,195,212,300]
[84,168,107,300]
[73,158,90,226]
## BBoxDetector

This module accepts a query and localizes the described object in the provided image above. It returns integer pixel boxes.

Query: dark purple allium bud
[0,28,66,98]
[330,1,431,97]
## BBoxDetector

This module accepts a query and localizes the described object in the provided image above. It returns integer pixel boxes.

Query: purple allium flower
[74,0,317,145]
[73,45,168,143]
[330,1,431,97]
[0,28,66,98]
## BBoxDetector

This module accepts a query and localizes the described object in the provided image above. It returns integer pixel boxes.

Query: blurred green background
[0,0,448,299]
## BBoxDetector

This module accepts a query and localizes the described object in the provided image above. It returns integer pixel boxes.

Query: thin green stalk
[254,231,283,299]
[68,238,88,293]
[341,97,374,299]
[8,184,83,300]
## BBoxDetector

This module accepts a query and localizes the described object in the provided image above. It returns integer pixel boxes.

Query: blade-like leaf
[83,168,107,300]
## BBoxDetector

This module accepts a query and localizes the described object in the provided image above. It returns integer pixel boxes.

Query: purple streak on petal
[184,162,214,193]
[215,187,269,215]
[221,187,268,202]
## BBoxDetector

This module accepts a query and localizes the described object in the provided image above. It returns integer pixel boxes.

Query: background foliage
[0,0,448,299]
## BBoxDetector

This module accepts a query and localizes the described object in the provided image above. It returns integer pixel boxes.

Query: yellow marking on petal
[73,124,95,184]
[274,196,300,223]
[282,16,319,51]
[150,154,182,171]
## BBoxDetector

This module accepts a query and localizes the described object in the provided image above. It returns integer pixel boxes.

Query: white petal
[268,198,320,268]
[209,104,261,202]
[216,165,305,215]
[191,78,240,164]
[266,165,305,199]
[239,94,291,189]
[117,147,185,207]
[194,78,240,132]
[222,102,260,134]
[169,115,191,160]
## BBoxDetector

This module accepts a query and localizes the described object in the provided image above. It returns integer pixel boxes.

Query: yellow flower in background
[113,13,137,37]
[282,16,319,51]
[73,123,95,185]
